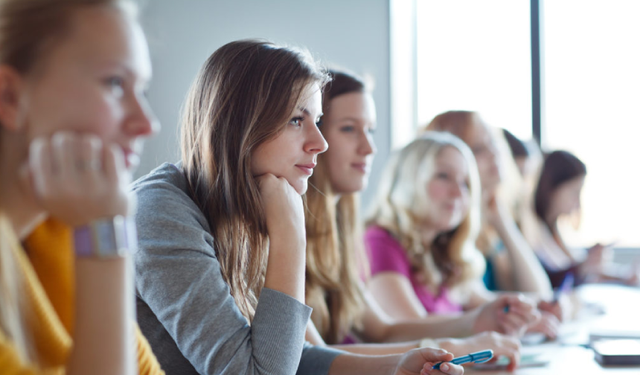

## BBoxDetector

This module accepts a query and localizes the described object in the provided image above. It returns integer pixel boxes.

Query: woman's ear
[0,65,24,132]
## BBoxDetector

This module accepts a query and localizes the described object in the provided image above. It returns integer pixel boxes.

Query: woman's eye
[315,118,323,127]
[105,76,124,97]
[368,127,377,135]
[289,117,303,127]
[341,126,355,133]
[472,146,485,155]
[436,172,449,179]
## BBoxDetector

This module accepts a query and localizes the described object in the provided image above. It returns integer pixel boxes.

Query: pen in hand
[432,350,494,370]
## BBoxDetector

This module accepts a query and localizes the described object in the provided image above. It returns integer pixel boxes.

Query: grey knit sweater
[131,162,342,375]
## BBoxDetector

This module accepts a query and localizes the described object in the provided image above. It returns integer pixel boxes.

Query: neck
[0,131,46,240]
[419,223,439,248]
[543,213,559,232]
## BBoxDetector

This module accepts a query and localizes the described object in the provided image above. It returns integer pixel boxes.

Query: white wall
[139,0,390,208]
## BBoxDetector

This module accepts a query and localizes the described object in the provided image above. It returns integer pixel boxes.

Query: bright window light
[544,0,640,247]
[416,0,532,140]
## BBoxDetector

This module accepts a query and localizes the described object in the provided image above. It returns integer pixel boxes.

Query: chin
[338,179,366,195]
[295,181,308,195]
[447,220,462,231]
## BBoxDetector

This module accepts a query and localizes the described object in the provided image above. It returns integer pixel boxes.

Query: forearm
[494,218,552,297]
[329,353,401,375]
[330,342,419,355]
[465,282,495,310]
[264,236,306,303]
[67,257,135,375]
[436,338,469,357]
[377,314,475,342]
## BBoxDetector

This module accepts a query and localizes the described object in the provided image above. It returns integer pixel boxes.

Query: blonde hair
[0,214,31,362]
[305,165,367,344]
[366,132,485,294]
[304,70,370,344]
[0,0,135,74]
[180,40,329,322]
[422,110,500,256]
[0,0,136,363]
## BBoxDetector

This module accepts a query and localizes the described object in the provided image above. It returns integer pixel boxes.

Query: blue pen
[432,349,494,370]
[553,272,574,303]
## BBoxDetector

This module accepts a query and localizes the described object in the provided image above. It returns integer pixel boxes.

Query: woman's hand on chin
[256,173,305,249]
[24,131,132,227]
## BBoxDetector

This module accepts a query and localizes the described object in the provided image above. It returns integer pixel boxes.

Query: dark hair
[534,150,586,229]
[502,128,529,159]
[321,70,368,114]
[180,39,329,321]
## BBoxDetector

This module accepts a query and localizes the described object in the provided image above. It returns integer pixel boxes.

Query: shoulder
[364,225,411,275]
[131,162,216,267]
[132,162,210,233]
[132,162,191,208]
[364,225,398,243]
[364,225,405,252]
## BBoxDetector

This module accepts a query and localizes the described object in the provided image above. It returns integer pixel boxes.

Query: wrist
[489,215,508,233]
[417,338,440,349]
[73,216,134,258]
[468,307,484,334]
[437,338,461,356]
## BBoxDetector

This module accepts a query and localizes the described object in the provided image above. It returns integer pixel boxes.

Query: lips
[351,162,368,173]
[295,163,316,176]
[443,204,456,212]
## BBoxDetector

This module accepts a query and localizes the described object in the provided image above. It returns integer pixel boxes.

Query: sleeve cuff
[250,288,313,373]
[298,342,345,375]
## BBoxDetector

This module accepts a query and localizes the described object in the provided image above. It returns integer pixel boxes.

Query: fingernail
[440,363,449,371]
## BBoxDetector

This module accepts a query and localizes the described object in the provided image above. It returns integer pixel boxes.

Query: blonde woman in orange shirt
[0,0,163,374]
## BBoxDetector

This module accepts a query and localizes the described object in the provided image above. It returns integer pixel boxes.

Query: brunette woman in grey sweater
[132,40,463,375]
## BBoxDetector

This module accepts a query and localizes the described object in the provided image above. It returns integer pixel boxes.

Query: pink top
[364,225,462,314]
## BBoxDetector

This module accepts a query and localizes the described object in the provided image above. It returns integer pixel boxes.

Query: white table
[467,284,640,374]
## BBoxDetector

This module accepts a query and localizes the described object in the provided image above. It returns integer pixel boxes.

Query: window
[543,0,640,247]
[416,0,532,140]
[391,0,640,248]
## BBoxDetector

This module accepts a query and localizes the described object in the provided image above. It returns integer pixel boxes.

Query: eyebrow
[101,60,152,83]
[337,116,376,124]
[337,116,360,122]
[297,107,323,118]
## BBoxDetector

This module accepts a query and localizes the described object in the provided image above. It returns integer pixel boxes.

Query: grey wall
[139,0,390,208]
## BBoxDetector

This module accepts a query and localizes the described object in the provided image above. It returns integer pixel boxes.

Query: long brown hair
[305,70,368,344]
[366,133,485,295]
[534,150,586,231]
[180,40,329,322]
[0,0,136,364]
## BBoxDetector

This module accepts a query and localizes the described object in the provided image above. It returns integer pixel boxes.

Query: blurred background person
[521,150,639,289]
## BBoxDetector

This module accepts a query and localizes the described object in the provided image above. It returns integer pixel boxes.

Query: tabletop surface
[466,284,640,374]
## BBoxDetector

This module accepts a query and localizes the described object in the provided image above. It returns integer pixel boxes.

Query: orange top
[0,219,164,375]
